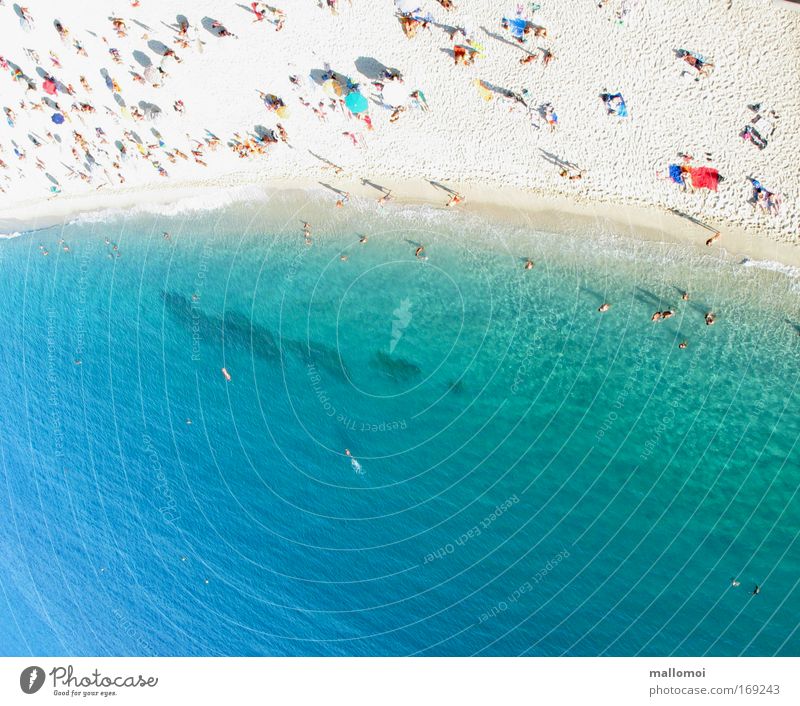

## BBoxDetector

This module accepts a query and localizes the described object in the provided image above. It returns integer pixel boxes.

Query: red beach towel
[689,167,720,191]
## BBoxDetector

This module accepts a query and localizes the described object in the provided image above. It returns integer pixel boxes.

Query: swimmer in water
[415,245,426,259]
[359,235,368,244]
[651,311,662,322]
[705,312,716,326]
[598,303,610,312]
[524,259,534,270]
[345,449,363,474]
[682,291,689,301]
[662,309,674,319]
[222,367,232,381]
[731,578,740,587]
[446,193,463,207]
[679,341,687,349]
[185,418,192,425]
[340,254,348,261]
[163,231,170,240]
[752,584,760,595]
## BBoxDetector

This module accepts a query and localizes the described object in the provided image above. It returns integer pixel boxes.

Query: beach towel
[668,164,683,185]
[689,167,720,191]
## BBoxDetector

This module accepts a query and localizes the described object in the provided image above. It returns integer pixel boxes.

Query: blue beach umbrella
[345,91,368,114]
[503,17,527,40]
[51,112,64,124]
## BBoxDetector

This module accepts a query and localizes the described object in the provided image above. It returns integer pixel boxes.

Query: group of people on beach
[0,3,307,195]
[0,1,790,263]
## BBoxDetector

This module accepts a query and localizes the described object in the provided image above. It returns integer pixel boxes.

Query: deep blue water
[1,193,799,656]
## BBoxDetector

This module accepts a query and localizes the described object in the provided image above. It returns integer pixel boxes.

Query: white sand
[1,0,799,259]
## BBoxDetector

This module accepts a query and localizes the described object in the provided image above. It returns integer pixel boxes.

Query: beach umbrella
[143,66,159,84]
[395,0,420,14]
[322,78,343,98]
[473,79,493,102]
[43,78,57,95]
[345,91,368,114]
[504,16,527,39]
[51,112,64,124]
[462,15,476,40]
[382,82,409,107]
[468,40,485,58]
[161,54,178,72]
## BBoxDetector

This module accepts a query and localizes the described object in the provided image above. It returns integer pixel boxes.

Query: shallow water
[0,192,798,656]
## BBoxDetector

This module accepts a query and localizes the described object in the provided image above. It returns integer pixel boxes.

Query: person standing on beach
[251,2,265,21]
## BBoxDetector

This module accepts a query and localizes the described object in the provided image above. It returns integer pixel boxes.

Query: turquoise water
[0,192,798,656]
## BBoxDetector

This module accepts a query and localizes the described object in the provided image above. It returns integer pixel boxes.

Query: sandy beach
[1,0,799,261]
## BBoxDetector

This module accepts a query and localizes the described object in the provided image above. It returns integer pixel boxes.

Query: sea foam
[68,185,268,224]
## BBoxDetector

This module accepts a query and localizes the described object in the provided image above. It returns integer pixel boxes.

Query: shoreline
[3,176,799,270]
[1,1,798,265]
